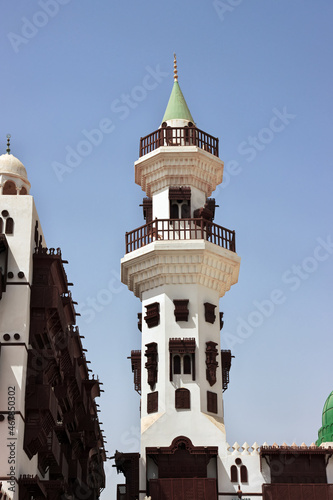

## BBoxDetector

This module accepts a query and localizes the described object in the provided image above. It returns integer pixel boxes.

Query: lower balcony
[125,218,235,254]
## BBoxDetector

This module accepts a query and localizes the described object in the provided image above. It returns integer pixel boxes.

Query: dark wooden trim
[147,391,158,414]
[125,218,236,254]
[0,342,28,350]
[147,436,218,456]
[261,446,333,455]
[218,493,262,497]
[173,299,189,322]
[207,391,218,414]
[169,187,191,200]
[6,282,31,286]
[204,302,216,324]
[169,338,196,353]
[140,125,219,157]
[144,302,160,328]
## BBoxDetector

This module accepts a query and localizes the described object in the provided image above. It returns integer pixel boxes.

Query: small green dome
[316,391,333,445]
[162,81,194,123]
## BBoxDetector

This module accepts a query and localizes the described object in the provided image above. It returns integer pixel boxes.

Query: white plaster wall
[190,185,207,215]
[219,447,267,495]
[152,182,209,221]
[152,187,169,220]
[140,283,226,455]
[0,195,45,499]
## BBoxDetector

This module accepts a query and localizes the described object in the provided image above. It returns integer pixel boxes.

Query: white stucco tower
[0,138,106,500]
[121,57,241,499]
[0,139,46,499]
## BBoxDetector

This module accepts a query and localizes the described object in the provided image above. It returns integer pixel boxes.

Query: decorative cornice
[121,240,240,299]
[135,147,223,198]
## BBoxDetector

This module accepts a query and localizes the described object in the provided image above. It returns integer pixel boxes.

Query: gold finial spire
[173,53,178,82]
[6,134,11,154]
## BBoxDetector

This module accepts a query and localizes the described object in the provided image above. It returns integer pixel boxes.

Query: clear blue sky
[1,1,333,497]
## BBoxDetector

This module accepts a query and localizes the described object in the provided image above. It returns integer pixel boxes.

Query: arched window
[241,465,248,483]
[181,202,190,218]
[175,388,190,409]
[20,186,27,195]
[0,218,3,233]
[183,355,191,374]
[173,355,181,375]
[5,218,14,235]
[230,465,238,483]
[3,181,16,195]
[170,201,179,219]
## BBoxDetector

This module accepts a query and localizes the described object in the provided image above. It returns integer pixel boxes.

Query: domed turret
[317,391,333,445]
[0,136,31,195]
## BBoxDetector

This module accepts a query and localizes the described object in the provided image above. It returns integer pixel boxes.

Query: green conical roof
[316,391,333,445]
[162,81,194,123]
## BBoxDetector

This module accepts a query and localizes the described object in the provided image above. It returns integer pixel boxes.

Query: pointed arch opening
[20,186,27,195]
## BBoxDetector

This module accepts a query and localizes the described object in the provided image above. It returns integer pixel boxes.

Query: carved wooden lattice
[130,350,141,395]
[169,338,195,354]
[145,342,158,389]
[173,299,189,322]
[221,350,233,392]
[204,302,216,324]
[205,341,218,386]
[169,187,191,200]
[219,311,224,330]
[144,302,160,328]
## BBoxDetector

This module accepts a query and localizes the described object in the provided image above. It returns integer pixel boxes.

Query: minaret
[121,56,240,499]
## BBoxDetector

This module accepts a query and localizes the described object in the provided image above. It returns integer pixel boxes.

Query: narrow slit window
[183,355,191,374]
[240,465,248,483]
[231,465,238,483]
[173,355,181,375]
[5,218,14,235]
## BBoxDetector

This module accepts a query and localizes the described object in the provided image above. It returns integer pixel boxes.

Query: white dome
[0,153,28,181]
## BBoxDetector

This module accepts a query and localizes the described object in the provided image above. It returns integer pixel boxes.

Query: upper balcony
[125,218,235,254]
[139,125,219,158]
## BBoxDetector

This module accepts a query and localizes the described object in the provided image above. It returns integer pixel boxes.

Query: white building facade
[0,141,105,500]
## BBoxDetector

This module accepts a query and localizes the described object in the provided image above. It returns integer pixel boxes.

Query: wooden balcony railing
[125,219,236,254]
[140,126,219,157]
